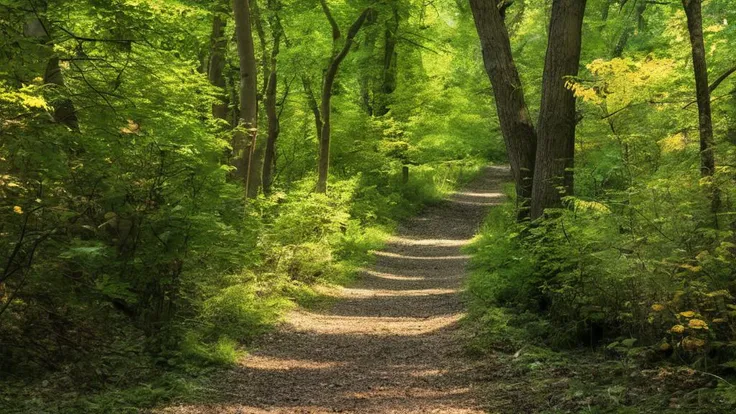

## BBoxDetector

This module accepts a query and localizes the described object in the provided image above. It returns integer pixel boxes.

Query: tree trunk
[316,5,371,194]
[26,1,79,131]
[375,3,400,116]
[208,1,229,121]
[262,7,283,195]
[358,10,378,115]
[233,0,260,197]
[530,0,587,219]
[469,0,537,219]
[302,77,323,142]
[682,0,718,212]
[252,0,269,101]
[43,57,79,131]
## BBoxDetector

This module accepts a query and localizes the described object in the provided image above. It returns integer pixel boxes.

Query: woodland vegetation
[1,0,736,412]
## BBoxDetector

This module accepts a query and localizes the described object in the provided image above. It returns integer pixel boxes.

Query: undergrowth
[464,174,736,413]
[0,158,483,413]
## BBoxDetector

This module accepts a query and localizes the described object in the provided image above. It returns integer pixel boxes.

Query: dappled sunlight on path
[157,166,511,414]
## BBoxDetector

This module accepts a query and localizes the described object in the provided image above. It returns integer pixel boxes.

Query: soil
[158,166,511,413]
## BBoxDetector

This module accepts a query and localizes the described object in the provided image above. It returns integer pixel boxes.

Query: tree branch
[709,64,736,93]
[683,64,736,109]
[319,0,341,40]
[322,8,371,108]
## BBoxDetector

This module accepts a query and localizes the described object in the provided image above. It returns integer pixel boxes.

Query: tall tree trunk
[252,0,269,101]
[226,63,240,128]
[530,0,587,219]
[208,1,229,121]
[682,0,719,212]
[316,3,371,194]
[375,3,400,116]
[233,0,260,197]
[43,57,79,131]
[26,1,79,131]
[358,10,378,115]
[302,77,323,142]
[469,0,537,219]
[262,7,283,195]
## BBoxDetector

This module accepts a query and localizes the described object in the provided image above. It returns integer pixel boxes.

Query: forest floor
[156,166,511,413]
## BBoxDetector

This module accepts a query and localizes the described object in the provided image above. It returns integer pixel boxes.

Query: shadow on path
[158,166,511,414]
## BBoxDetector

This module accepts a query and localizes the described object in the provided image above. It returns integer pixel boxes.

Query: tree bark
[682,0,718,211]
[469,0,537,219]
[302,76,323,142]
[233,0,260,198]
[208,1,229,121]
[375,3,400,116]
[530,0,587,219]
[316,5,371,194]
[359,10,379,115]
[26,0,79,131]
[252,0,269,101]
[262,5,283,195]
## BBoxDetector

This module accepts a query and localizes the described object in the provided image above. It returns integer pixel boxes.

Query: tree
[25,0,79,131]
[468,0,537,219]
[374,1,401,116]
[233,0,260,197]
[208,1,229,121]
[530,0,587,219]
[681,0,718,213]
[470,0,587,219]
[315,1,371,193]
[262,1,284,195]
[357,10,379,115]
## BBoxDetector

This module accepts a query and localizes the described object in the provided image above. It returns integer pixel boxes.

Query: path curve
[161,166,510,413]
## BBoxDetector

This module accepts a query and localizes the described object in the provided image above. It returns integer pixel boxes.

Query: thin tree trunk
[375,3,400,116]
[316,3,371,194]
[43,57,79,131]
[252,0,269,101]
[233,0,260,197]
[469,0,537,219]
[26,1,79,131]
[208,1,229,121]
[530,0,587,219]
[359,10,379,116]
[302,77,323,141]
[262,6,283,195]
[682,0,719,212]
[227,63,240,128]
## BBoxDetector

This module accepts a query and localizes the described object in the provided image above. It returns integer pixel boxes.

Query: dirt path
[161,166,510,414]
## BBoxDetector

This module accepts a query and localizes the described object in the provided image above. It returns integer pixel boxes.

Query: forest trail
[160,166,511,414]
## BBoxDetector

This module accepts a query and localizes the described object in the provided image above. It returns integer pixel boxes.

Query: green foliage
[466,0,736,382]
[0,0,493,410]
[6,0,736,411]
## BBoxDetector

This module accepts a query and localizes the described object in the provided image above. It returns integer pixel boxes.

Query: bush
[467,170,736,366]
